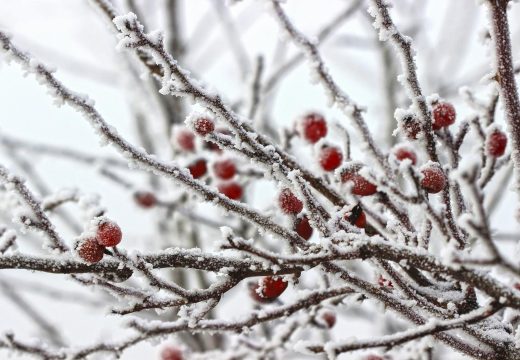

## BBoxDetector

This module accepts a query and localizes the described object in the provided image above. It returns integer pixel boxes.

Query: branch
[306,302,501,355]
[486,0,520,201]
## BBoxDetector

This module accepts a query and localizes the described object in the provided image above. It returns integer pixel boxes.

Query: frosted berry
[319,146,343,171]
[259,276,288,300]
[300,113,327,143]
[487,130,507,157]
[278,188,303,214]
[175,129,195,152]
[345,204,366,228]
[194,117,215,136]
[318,309,336,329]
[160,346,183,360]
[213,159,236,180]
[188,159,207,179]
[394,146,417,165]
[248,281,273,304]
[432,102,456,130]
[218,182,243,200]
[294,215,313,240]
[134,191,157,208]
[96,220,122,247]
[77,237,105,263]
[401,114,420,140]
[420,164,446,194]
[341,171,377,196]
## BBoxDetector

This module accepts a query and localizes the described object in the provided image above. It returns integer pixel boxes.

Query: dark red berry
[188,159,207,179]
[161,346,183,360]
[401,114,421,140]
[487,130,507,157]
[420,164,446,194]
[77,237,105,263]
[259,276,288,299]
[134,191,157,208]
[213,159,236,180]
[299,113,327,143]
[248,281,274,303]
[319,146,343,171]
[318,309,336,329]
[394,146,417,165]
[345,204,366,228]
[514,283,520,291]
[96,221,122,247]
[194,117,215,136]
[218,182,243,200]
[175,129,195,152]
[341,171,377,196]
[278,188,303,214]
[294,215,313,240]
[432,102,456,130]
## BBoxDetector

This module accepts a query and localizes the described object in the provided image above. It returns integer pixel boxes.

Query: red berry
[194,117,215,136]
[401,114,421,140]
[77,237,105,263]
[175,129,195,152]
[299,113,327,143]
[278,188,303,214]
[487,130,507,157]
[188,159,207,179]
[341,171,377,196]
[294,215,313,240]
[248,281,274,303]
[259,276,288,299]
[432,102,456,130]
[394,146,417,165]
[213,159,236,180]
[319,146,343,171]
[96,221,122,247]
[161,346,183,360]
[218,182,243,200]
[134,191,157,208]
[420,164,446,194]
[345,204,366,228]
[318,309,336,329]
[514,283,520,291]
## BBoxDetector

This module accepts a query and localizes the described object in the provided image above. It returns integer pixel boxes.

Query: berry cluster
[77,219,122,263]
[173,117,244,201]
[396,102,459,194]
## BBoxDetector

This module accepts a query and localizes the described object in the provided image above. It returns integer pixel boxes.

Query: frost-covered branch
[485,0,520,200]
[305,302,501,356]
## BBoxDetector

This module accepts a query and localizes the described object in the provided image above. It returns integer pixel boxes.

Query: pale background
[0,1,519,359]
